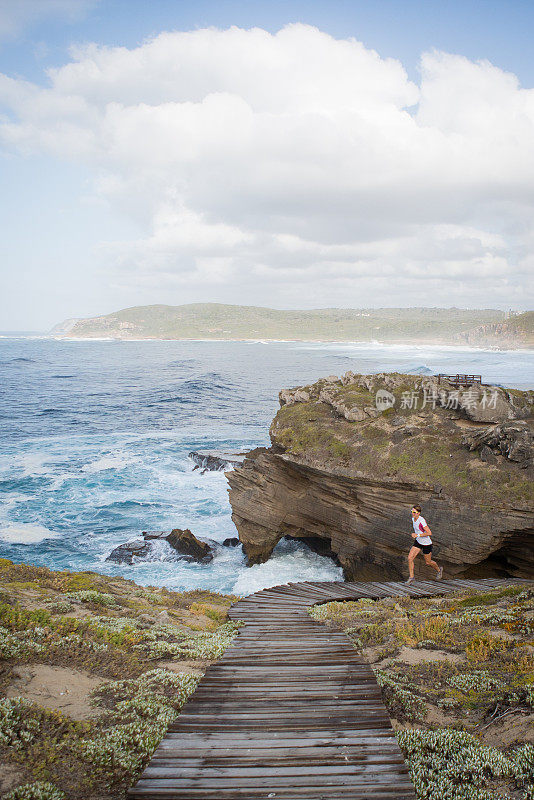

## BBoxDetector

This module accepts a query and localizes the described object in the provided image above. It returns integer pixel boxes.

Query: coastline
[2,331,532,351]
[43,335,534,351]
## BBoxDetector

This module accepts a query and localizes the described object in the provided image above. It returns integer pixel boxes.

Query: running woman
[406,505,443,585]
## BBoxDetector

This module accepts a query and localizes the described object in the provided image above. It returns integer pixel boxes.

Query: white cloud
[1,23,533,309]
[0,0,97,39]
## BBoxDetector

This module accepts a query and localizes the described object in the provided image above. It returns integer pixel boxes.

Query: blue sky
[3,1,534,87]
[1,0,533,329]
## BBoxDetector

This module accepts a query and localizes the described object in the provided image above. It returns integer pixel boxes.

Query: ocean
[1,336,533,595]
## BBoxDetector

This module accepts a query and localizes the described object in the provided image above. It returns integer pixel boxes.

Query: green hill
[51,303,510,344]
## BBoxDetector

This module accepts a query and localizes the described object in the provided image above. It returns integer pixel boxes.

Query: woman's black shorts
[414,542,433,554]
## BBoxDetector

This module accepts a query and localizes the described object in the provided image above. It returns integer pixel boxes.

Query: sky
[1,0,534,330]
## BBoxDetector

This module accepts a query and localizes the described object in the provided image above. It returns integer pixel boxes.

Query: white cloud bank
[1,24,533,309]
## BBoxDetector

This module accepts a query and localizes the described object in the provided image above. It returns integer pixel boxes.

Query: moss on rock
[270,373,533,506]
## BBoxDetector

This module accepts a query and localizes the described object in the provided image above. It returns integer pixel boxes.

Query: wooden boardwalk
[129,577,530,799]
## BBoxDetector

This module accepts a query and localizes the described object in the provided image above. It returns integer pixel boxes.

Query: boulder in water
[166,528,213,562]
[106,539,151,564]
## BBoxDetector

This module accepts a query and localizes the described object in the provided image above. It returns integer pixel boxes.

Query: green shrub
[45,602,73,614]
[0,698,41,749]
[82,670,199,780]
[4,782,65,800]
[375,670,427,722]
[0,603,51,630]
[135,621,241,660]
[398,728,515,800]
[448,671,505,693]
[66,591,117,607]
[511,743,534,792]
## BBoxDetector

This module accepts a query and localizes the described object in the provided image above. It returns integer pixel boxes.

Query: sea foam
[0,522,58,544]
[231,539,343,596]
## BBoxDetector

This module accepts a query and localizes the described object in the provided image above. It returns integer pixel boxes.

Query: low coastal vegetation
[0,559,238,799]
[310,584,534,800]
[2,556,533,799]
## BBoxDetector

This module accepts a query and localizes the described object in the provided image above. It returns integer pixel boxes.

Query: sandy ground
[369,644,466,668]
[479,711,534,747]
[6,665,109,721]
[485,627,520,641]
[394,646,466,665]
[0,763,25,795]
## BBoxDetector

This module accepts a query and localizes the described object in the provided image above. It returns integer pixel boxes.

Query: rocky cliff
[227,373,534,580]
[456,311,534,349]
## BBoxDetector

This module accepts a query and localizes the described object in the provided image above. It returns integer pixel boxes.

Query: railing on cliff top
[436,373,482,386]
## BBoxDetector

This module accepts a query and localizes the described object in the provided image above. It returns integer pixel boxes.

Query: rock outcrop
[222,537,240,547]
[226,373,534,580]
[462,421,533,469]
[189,450,248,472]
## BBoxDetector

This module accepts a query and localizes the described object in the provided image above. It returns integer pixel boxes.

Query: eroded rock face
[228,452,533,580]
[463,421,533,469]
[226,373,534,580]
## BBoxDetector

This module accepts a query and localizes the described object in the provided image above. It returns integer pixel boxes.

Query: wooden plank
[129,787,416,799]
[157,732,403,745]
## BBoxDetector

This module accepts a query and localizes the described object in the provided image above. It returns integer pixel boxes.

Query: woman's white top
[413,515,431,546]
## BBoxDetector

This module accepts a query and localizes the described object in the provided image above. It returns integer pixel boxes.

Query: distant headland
[49,303,534,348]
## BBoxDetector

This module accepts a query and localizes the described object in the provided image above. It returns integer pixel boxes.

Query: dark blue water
[1,336,532,594]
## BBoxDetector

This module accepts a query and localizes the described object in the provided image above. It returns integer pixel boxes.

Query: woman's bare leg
[408,546,420,579]
[423,553,440,573]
